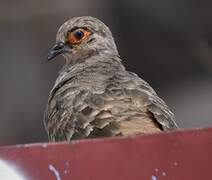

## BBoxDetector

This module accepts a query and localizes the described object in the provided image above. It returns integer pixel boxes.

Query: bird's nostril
[53,42,65,50]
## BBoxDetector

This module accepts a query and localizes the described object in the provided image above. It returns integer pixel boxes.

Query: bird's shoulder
[101,69,178,130]
[123,70,178,130]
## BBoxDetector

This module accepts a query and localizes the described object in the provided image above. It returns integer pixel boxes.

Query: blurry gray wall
[0,0,211,145]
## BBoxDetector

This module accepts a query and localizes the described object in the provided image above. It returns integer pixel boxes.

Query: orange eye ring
[67,28,91,45]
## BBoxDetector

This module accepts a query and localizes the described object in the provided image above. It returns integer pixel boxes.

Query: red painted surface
[0,127,212,180]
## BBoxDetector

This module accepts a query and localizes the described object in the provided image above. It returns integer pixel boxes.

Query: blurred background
[0,0,211,145]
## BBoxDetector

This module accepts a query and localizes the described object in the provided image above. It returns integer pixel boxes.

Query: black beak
[47,42,67,61]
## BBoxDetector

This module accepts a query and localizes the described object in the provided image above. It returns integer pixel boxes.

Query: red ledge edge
[0,127,212,180]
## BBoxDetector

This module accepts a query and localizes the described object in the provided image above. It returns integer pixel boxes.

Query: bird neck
[63,46,120,66]
[54,53,125,92]
[59,53,124,78]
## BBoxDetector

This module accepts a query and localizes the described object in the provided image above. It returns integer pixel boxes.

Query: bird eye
[74,30,84,40]
[67,28,91,45]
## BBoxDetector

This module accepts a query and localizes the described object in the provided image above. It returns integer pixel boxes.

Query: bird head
[47,16,119,63]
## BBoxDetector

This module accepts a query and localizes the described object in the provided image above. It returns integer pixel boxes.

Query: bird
[44,16,178,141]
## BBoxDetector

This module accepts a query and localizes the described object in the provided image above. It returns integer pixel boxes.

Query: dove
[44,16,178,141]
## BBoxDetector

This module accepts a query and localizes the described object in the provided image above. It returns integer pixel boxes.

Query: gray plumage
[44,16,178,141]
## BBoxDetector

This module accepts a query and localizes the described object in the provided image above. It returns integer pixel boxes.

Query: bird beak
[47,42,67,61]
